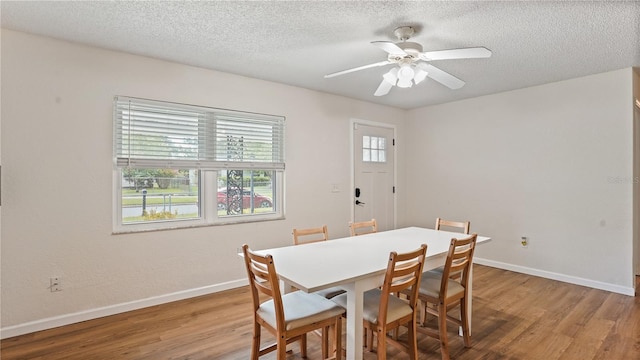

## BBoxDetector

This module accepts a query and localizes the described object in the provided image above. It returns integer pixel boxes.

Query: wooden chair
[435,217,470,234]
[433,217,470,279]
[292,225,345,299]
[332,244,427,359]
[349,218,378,236]
[416,234,477,360]
[293,225,329,245]
[242,244,345,360]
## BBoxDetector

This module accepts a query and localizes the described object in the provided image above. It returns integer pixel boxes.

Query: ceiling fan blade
[419,47,492,61]
[371,41,407,55]
[324,60,392,78]
[374,79,394,96]
[418,63,465,89]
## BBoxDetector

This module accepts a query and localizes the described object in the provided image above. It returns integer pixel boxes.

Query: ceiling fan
[324,26,492,96]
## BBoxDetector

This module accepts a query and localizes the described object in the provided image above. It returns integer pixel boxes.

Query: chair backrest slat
[349,219,378,236]
[439,234,477,300]
[435,217,470,234]
[293,225,329,245]
[242,244,286,331]
[378,244,427,326]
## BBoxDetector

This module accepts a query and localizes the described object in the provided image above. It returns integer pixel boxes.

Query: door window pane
[363,149,371,162]
[362,135,387,163]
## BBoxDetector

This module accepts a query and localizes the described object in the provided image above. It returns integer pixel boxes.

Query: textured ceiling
[1,1,639,109]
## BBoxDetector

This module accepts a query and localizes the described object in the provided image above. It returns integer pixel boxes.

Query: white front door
[353,122,395,231]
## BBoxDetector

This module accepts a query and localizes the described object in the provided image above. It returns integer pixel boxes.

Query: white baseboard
[475,257,635,296]
[0,278,247,340]
[3,260,635,339]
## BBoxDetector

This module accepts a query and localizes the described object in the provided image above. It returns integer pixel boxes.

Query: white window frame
[112,96,285,233]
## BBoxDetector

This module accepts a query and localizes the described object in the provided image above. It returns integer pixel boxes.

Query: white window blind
[114,96,285,169]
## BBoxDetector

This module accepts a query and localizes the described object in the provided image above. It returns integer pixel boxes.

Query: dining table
[251,226,491,360]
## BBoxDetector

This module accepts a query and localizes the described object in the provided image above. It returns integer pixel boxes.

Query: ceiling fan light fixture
[413,68,429,84]
[397,78,413,88]
[397,65,415,81]
[383,67,398,85]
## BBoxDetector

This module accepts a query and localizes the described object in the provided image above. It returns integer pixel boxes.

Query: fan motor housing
[387,41,422,63]
[398,42,423,53]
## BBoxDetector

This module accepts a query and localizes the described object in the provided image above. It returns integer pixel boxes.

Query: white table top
[254,226,491,293]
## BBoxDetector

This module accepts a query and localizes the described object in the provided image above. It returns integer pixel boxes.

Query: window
[113,96,285,232]
[362,135,386,163]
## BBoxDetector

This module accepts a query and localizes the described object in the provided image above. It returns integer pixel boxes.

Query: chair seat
[314,286,346,299]
[332,288,413,325]
[258,291,345,331]
[418,270,465,299]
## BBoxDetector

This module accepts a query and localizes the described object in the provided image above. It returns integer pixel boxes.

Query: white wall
[405,69,635,294]
[0,29,407,337]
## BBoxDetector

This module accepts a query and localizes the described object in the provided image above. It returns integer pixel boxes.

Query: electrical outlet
[520,236,528,248]
[50,277,62,292]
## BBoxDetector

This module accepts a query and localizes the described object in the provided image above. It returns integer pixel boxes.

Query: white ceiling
[1,1,638,109]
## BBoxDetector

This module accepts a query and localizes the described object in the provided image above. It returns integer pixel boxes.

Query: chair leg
[407,320,418,360]
[376,327,386,360]
[422,302,428,325]
[366,328,374,351]
[460,298,471,347]
[322,326,329,359]
[438,304,450,360]
[335,316,343,360]
[251,322,261,360]
[300,333,308,358]
[277,335,288,360]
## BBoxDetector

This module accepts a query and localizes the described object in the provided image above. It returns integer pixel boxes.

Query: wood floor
[2,265,639,360]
